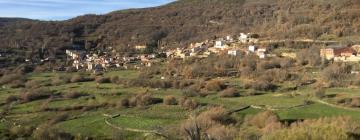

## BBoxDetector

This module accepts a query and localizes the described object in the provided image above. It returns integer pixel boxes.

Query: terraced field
[1,70,360,139]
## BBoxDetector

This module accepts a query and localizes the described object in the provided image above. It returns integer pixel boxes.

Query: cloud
[0,0,174,20]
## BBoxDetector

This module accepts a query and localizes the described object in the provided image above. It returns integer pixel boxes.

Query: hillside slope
[0,0,359,56]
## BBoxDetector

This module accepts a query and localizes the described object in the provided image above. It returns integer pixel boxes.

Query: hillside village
[64,32,360,73]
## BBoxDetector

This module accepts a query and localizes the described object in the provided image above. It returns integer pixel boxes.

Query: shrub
[0,74,25,85]
[180,119,201,140]
[118,98,130,108]
[33,65,49,73]
[252,80,277,91]
[9,126,34,138]
[14,64,34,74]
[64,91,88,99]
[350,98,360,107]
[5,95,19,104]
[262,117,355,140]
[313,88,326,99]
[321,63,351,86]
[179,97,199,110]
[197,107,234,127]
[8,80,25,88]
[25,80,42,89]
[70,75,84,83]
[248,111,280,129]
[32,125,74,140]
[51,75,70,86]
[296,47,322,66]
[205,125,237,140]
[164,95,177,105]
[70,74,93,83]
[49,113,69,125]
[95,76,111,83]
[20,88,53,102]
[205,80,226,91]
[128,93,161,107]
[219,88,239,97]
[180,107,236,140]
[182,87,199,97]
[110,76,120,84]
[257,60,281,70]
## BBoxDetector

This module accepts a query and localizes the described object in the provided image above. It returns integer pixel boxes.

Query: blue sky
[0,0,174,20]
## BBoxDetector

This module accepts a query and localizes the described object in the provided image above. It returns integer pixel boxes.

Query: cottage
[257,52,266,59]
[214,40,228,49]
[227,49,241,56]
[256,47,268,59]
[248,45,257,52]
[225,35,234,42]
[320,45,356,59]
[239,33,259,43]
[239,33,249,41]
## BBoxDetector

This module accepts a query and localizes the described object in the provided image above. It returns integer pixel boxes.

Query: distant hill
[0,0,360,58]
[0,18,33,26]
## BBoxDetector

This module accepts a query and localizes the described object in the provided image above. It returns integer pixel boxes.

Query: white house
[228,50,241,56]
[248,45,257,52]
[239,33,249,43]
[256,47,268,59]
[226,35,234,42]
[214,40,228,49]
[257,52,266,59]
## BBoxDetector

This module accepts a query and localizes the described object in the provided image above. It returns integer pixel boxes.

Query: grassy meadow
[1,70,360,139]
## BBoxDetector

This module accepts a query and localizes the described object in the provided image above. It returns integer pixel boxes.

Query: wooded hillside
[0,0,359,54]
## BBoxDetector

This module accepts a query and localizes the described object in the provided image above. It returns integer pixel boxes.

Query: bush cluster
[122,93,162,107]
[219,88,239,97]
[20,88,53,102]
[163,95,177,105]
[179,97,199,110]
[63,91,89,99]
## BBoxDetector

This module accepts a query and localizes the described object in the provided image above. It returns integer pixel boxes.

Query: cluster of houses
[65,48,160,73]
[68,32,360,72]
[320,45,360,62]
[166,33,270,59]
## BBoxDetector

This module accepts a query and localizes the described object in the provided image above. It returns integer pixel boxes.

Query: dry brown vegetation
[219,87,239,97]
[63,91,89,99]
[95,76,111,83]
[20,88,53,102]
[180,107,237,140]
[127,93,162,107]
[0,74,26,87]
[70,74,94,83]
[163,95,177,105]
[179,97,199,110]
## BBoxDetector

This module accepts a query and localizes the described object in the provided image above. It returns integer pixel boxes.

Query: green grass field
[2,70,360,139]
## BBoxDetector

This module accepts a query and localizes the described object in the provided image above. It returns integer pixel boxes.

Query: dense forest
[0,0,360,59]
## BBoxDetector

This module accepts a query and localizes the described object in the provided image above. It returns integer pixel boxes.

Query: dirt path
[103,115,168,138]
